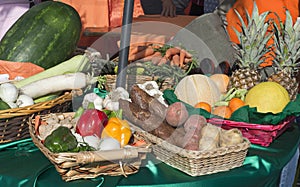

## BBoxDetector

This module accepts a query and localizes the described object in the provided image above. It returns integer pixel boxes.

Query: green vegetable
[0,1,82,69]
[34,93,60,104]
[0,100,11,110]
[14,55,89,89]
[44,126,78,153]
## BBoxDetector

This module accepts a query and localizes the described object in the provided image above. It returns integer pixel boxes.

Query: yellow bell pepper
[101,117,132,147]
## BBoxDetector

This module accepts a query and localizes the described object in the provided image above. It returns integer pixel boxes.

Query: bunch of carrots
[128,43,193,67]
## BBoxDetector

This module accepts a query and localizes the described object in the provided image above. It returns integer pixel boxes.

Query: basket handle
[75,147,150,164]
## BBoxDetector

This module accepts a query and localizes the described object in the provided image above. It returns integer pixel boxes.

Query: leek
[13,55,90,88]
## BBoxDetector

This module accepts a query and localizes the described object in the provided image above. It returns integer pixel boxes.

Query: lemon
[244,82,290,114]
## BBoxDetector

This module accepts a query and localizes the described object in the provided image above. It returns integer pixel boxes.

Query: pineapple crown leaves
[272,10,300,73]
[232,1,273,68]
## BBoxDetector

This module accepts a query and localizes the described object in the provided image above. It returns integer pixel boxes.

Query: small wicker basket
[130,124,250,177]
[0,92,72,143]
[29,112,151,181]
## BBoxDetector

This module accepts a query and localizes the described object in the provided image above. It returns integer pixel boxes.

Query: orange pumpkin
[226,0,299,67]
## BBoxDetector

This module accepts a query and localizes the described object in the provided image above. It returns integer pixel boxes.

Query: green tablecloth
[0,123,299,187]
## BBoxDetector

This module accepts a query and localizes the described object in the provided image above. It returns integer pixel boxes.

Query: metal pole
[116,0,134,88]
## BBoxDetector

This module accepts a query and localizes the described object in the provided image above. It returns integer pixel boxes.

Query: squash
[0,1,82,69]
[209,74,229,94]
[174,74,221,107]
[225,0,299,67]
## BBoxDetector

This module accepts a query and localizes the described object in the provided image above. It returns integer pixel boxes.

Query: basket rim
[207,116,295,131]
[0,91,73,119]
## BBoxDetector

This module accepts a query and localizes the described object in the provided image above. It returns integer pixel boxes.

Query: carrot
[152,55,163,65]
[158,56,168,65]
[34,115,41,136]
[139,51,162,62]
[184,57,193,63]
[181,49,192,58]
[171,54,180,66]
[179,50,186,67]
[165,47,180,59]
[128,46,155,61]
[129,45,148,56]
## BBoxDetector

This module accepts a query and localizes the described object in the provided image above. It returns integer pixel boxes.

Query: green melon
[0,1,82,69]
[244,82,290,114]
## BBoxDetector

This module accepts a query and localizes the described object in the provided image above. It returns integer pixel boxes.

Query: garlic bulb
[82,92,101,109]
[103,96,119,111]
[16,94,34,107]
[109,87,129,102]
[0,83,19,103]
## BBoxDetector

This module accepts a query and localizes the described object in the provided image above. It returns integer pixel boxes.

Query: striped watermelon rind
[0,1,82,69]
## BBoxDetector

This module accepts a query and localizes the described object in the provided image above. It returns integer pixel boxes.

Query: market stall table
[0,122,299,187]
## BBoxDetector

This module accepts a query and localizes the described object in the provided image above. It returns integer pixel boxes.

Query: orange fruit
[194,102,212,113]
[212,106,232,119]
[228,98,245,113]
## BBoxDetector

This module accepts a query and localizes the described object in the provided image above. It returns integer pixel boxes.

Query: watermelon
[0,1,82,69]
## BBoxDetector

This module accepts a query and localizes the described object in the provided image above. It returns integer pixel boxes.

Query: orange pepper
[101,117,132,147]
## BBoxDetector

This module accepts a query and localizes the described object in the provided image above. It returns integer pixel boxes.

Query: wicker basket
[130,124,250,177]
[104,74,174,92]
[29,112,151,181]
[207,116,295,147]
[0,92,72,143]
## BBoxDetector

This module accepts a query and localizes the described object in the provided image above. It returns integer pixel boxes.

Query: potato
[182,114,207,150]
[165,102,189,127]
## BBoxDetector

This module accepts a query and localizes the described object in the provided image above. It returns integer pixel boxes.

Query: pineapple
[227,2,273,91]
[268,10,300,100]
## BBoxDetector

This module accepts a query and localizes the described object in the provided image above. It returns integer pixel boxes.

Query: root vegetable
[184,57,193,63]
[119,99,184,147]
[182,115,207,150]
[165,102,189,127]
[179,50,186,67]
[138,51,162,62]
[130,85,167,119]
[129,45,148,56]
[128,46,155,61]
[165,47,180,59]
[158,56,168,65]
[219,128,244,147]
[198,124,220,151]
[171,54,180,66]
[19,72,97,99]
[119,99,168,131]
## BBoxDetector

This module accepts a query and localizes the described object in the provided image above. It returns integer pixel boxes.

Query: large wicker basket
[29,112,151,181]
[0,92,72,143]
[130,124,250,177]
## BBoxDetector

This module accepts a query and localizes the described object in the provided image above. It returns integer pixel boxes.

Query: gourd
[226,0,299,45]
[174,74,221,107]
[0,1,82,69]
[209,74,229,94]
